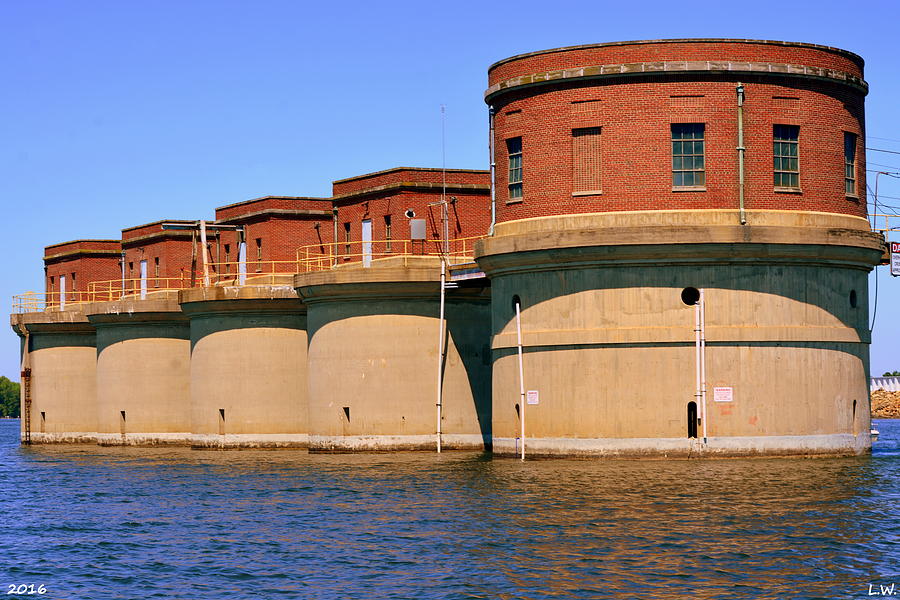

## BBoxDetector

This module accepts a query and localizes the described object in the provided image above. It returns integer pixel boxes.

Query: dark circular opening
[681,287,700,306]
[850,289,858,308]
[511,294,521,312]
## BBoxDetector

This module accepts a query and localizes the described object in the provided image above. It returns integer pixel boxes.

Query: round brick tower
[475,39,884,457]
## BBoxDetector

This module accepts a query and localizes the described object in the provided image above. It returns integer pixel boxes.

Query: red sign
[892,242,900,254]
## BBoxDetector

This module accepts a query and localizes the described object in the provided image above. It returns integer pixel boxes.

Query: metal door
[362,219,373,267]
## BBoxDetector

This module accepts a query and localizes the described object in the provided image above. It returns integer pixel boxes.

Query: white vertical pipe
[515,300,525,460]
[200,220,210,287]
[694,295,701,438]
[436,260,446,453]
[700,288,708,444]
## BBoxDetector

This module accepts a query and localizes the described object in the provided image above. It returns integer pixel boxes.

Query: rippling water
[0,420,898,599]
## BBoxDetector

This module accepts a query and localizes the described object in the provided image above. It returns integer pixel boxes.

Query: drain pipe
[515,298,525,460]
[736,84,747,225]
[488,105,496,236]
[700,289,708,444]
[436,260,446,453]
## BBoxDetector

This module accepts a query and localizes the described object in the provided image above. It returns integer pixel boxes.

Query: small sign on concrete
[526,390,540,405]
[713,387,734,402]
[891,242,900,277]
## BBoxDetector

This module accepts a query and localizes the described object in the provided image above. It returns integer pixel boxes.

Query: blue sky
[2,0,899,379]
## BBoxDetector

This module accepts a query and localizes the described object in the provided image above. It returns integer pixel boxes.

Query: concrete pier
[87,298,191,445]
[11,310,98,443]
[181,285,309,448]
[296,257,492,452]
[477,211,882,457]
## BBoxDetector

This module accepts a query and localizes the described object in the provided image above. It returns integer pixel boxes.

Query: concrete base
[190,433,309,449]
[309,433,489,453]
[96,432,192,446]
[493,432,871,458]
[26,432,98,444]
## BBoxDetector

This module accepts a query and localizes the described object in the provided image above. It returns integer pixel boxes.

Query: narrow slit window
[344,222,351,255]
[774,125,800,189]
[844,132,857,196]
[507,137,523,200]
[671,124,705,188]
[154,257,160,287]
[384,215,392,252]
[572,127,602,194]
[255,238,262,271]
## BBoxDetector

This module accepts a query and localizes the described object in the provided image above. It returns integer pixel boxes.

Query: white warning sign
[713,387,734,402]
[891,242,900,277]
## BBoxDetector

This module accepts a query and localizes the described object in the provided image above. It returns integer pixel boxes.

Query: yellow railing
[295,237,483,273]
[12,237,486,313]
[12,278,192,313]
[871,213,899,243]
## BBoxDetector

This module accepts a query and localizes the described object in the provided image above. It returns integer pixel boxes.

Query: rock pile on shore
[872,389,900,419]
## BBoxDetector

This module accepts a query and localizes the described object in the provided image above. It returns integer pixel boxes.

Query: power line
[867,147,900,155]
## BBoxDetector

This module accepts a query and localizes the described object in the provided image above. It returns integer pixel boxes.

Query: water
[0,421,898,600]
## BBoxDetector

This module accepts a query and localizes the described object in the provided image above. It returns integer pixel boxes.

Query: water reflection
[0,420,897,599]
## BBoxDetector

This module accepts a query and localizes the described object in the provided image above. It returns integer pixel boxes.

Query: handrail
[12,236,488,313]
[871,213,899,242]
[294,237,484,273]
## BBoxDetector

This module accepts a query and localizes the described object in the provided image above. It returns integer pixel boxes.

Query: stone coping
[485,59,866,103]
[488,39,863,72]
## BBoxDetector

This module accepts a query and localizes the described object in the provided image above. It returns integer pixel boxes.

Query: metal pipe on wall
[436,260,446,453]
[737,84,747,225]
[515,299,525,460]
[488,106,496,236]
[700,289,708,444]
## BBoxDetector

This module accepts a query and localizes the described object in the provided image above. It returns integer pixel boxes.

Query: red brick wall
[44,240,121,299]
[215,197,334,274]
[488,41,867,224]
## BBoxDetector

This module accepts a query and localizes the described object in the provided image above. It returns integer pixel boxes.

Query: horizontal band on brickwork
[332,181,490,203]
[44,248,124,262]
[485,60,867,103]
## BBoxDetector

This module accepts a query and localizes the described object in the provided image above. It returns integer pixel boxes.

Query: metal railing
[871,213,898,243]
[295,237,483,273]
[13,237,485,313]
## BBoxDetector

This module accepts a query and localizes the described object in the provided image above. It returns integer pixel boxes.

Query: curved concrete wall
[181,287,308,448]
[296,258,491,452]
[11,313,97,443]
[88,300,190,445]
[477,210,882,457]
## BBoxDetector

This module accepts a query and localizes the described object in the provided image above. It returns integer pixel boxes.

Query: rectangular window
[384,215,392,252]
[507,137,523,200]
[154,257,160,287]
[255,238,262,272]
[773,124,800,189]
[344,222,351,255]
[671,124,705,188]
[572,127,602,194]
[224,244,231,274]
[71,272,76,292]
[844,132,857,196]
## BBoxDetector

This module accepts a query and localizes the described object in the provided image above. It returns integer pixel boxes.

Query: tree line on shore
[0,377,20,418]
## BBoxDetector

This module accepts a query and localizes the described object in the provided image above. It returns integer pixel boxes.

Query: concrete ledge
[179,285,304,316]
[493,432,870,458]
[96,433,192,446]
[190,433,309,449]
[24,432,98,444]
[308,434,489,453]
[11,309,93,335]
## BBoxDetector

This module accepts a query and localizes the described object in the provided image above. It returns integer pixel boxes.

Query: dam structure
[11,39,885,457]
